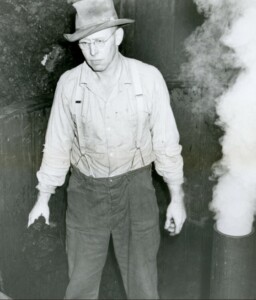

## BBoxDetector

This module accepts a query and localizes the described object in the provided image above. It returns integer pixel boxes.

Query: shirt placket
[104,85,119,177]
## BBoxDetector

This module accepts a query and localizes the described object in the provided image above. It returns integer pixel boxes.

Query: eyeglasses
[79,30,116,50]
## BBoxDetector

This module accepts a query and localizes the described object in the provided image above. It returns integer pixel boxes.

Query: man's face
[79,27,120,72]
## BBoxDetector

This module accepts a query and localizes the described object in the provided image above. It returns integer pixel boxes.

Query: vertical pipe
[210,225,255,299]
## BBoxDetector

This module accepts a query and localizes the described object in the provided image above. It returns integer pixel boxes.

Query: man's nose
[89,42,98,56]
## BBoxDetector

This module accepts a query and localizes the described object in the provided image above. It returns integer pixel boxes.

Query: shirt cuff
[36,182,56,194]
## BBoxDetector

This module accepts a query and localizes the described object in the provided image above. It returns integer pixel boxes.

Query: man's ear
[115,27,124,46]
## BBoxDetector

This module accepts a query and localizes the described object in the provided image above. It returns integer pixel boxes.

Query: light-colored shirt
[37,55,184,194]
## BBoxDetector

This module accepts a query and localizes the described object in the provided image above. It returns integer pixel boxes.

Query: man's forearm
[167,183,184,202]
[37,191,52,204]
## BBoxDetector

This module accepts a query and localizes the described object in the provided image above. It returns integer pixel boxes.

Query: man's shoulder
[126,57,164,89]
[58,63,83,85]
[54,63,84,102]
[124,56,164,82]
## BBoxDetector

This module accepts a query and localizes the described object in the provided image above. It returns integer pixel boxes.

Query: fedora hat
[64,0,135,42]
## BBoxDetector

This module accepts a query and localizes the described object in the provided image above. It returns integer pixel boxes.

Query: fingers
[175,221,183,235]
[164,218,170,230]
[165,218,176,236]
[27,213,34,228]
[27,213,50,228]
[165,201,187,236]
[27,216,36,228]
[27,219,32,228]
[165,216,186,236]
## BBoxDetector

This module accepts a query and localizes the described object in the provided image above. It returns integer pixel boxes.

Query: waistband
[70,164,152,183]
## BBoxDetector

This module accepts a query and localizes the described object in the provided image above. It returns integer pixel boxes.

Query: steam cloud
[181,0,256,235]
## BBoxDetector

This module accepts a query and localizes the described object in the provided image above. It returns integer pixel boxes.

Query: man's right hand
[27,192,51,227]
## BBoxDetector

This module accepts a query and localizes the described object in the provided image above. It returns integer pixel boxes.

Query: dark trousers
[64,164,160,299]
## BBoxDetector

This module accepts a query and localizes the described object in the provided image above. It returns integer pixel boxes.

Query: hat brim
[64,19,134,42]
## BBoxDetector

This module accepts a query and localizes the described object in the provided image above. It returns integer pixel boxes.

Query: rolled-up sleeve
[36,73,75,193]
[150,68,184,186]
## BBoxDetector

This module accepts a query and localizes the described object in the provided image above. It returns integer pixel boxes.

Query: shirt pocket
[136,96,151,130]
[71,98,90,151]
[80,96,106,153]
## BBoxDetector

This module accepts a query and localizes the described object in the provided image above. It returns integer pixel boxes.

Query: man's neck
[92,53,122,99]
[95,53,122,85]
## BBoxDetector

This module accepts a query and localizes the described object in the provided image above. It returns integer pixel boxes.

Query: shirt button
[109,179,113,183]
[110,152,114,157]
[107,127,111,131]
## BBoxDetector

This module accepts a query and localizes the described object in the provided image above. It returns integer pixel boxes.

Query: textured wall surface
[0,104,69,299]
[0,1,76,297]
[121,0,204,82]
[0,0,83,108]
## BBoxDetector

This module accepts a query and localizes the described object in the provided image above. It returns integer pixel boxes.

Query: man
[28,0,186,299]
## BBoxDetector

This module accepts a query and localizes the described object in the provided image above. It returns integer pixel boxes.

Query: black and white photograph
[0,0,256,299]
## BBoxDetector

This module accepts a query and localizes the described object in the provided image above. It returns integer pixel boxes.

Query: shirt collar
[79,54,143,95]
[119,54,132,85]
[119,55,144,96]
[80,61,90,85]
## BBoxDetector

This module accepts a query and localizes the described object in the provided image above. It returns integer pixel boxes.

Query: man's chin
[88,61,107,72]
[91,66,106,72]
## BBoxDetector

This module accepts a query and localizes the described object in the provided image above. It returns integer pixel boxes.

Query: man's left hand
[165,199,186,236]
